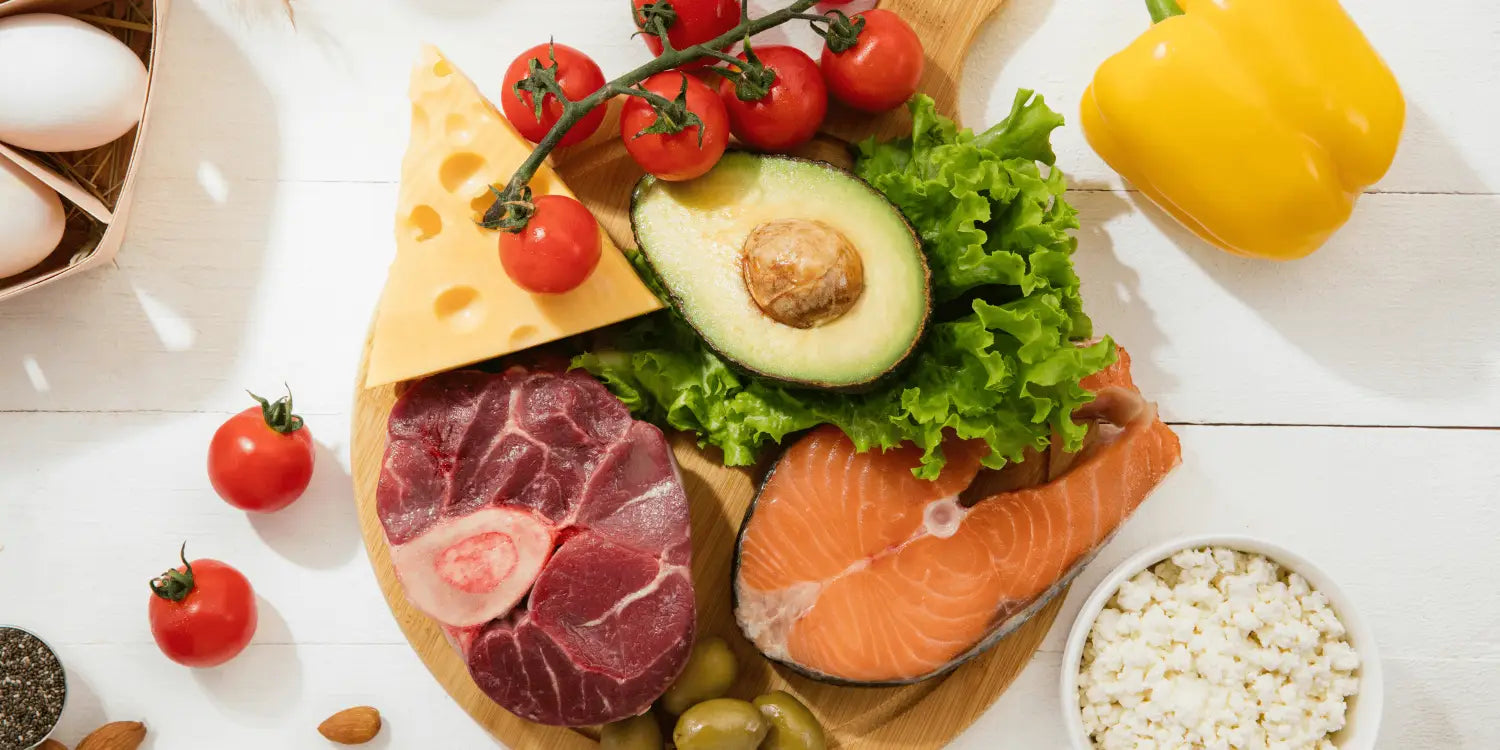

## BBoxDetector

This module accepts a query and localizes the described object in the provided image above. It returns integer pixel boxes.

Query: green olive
[600,712,663,750]
[672,698,768,750]
[754,691,826,750]
[660,636,739,715]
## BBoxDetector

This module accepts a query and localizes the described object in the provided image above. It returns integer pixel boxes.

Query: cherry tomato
[621,72,729,181]
[208,389,315,513]
[820,9,924,113]
[632,0,740,69]
[148,546,257,668]
[499,194,602,294]
[719,45,828,152]
[500,43,607,147]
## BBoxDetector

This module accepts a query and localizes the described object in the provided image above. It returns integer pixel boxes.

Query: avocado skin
[628,151,932,393]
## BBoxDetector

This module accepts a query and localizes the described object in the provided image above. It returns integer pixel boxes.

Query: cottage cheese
[1078,547,1360,749]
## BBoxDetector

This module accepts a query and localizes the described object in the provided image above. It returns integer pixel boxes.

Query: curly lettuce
[574,92,1112,478]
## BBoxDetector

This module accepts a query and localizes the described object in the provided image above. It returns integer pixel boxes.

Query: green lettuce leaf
[574,92,1112,478]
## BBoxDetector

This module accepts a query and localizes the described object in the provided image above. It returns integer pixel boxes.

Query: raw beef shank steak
[377,367,696,726]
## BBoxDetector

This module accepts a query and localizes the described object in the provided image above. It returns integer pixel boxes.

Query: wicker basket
[0,0,168,301]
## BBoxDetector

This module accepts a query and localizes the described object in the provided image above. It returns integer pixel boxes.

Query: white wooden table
[3,0,1497,747]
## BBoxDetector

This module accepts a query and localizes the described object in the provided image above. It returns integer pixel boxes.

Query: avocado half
[630,152,931,390]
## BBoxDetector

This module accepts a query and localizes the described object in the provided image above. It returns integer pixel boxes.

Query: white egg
[0,14,149,152]
[0,158,67,278]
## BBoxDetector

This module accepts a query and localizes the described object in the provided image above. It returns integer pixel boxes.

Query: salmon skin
[732,349,1180,685]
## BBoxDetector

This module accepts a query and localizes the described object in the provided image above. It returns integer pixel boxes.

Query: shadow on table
[1069,185,1178,396]
[1132,104,1499,410]
[0,1,280,428]
[193,595,303,718]
[249,440,360,570]
[50,658,106,748]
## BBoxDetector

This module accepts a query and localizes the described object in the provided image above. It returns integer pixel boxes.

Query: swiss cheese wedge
[366,46,662,388]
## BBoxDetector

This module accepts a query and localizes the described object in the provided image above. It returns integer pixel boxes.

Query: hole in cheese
[411,103,430,141]
[510,324,539,345]
[409,205,442,242]
[471,190,499,223]
[433,57,453,77]
[435,285,483,330]
[446,113,473,145]
[440,152,487,194]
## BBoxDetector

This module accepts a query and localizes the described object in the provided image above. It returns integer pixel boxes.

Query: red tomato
[820,9,924,113]
[500,43,607,147]
[719,45,828,152]
[148,548,257,668]
[208,390,315,513]
[632,0,740,69]
[620,72,729,181]
[499,194,602,294]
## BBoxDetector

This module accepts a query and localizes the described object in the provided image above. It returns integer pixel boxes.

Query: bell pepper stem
[1146,0,1184,23]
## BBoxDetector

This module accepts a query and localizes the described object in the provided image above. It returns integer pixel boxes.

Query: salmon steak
[733,350,1181,684]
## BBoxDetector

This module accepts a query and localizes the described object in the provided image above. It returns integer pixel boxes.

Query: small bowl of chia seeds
[0,626,67,750]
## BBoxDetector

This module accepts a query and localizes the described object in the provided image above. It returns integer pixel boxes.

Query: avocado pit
[741,219,865,329]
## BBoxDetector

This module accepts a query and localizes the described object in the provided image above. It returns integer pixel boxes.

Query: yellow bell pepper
[1081,0,1405,260]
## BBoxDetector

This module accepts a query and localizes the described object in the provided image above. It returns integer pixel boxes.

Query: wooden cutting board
[349,1,1072,747]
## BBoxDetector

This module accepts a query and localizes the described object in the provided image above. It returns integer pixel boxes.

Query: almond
[76,721,146,750]
[37,740,69,750]
[318,706,382,745]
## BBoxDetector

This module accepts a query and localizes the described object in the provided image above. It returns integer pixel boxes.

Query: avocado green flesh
[631,153,930,389]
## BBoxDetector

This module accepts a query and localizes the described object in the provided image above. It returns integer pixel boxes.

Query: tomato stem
[700,39,777,103]
[620,78,708,146]
[149,543,197,603]
[811,11,865,54]
[511,41,573,121]
[633,1,679,53]
[249,385,305,434]
[480,0,827,230]
[486,186,537,233]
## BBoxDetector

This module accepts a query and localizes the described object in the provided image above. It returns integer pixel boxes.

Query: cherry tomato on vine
[621,72,729,181]
[208,389,315,513]
[148,546,258,668]
[820,9,924,113]
[500,43,608,147]
[719,45,827,152]
[632,0,741,69]
[499,194,602,294]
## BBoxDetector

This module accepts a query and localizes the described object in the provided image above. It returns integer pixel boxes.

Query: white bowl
[1060,534,1383,749]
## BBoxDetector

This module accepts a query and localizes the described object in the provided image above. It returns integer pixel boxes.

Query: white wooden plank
[19,643,1486,750]
[29,644,498,750]
[134,0,1500,192]
[1073,192,1500,427]
[3,1,1498,747]
[3,417,1497,747]
[0,412,405,648]
[4,183,1494,427]
[0,180,393,416]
